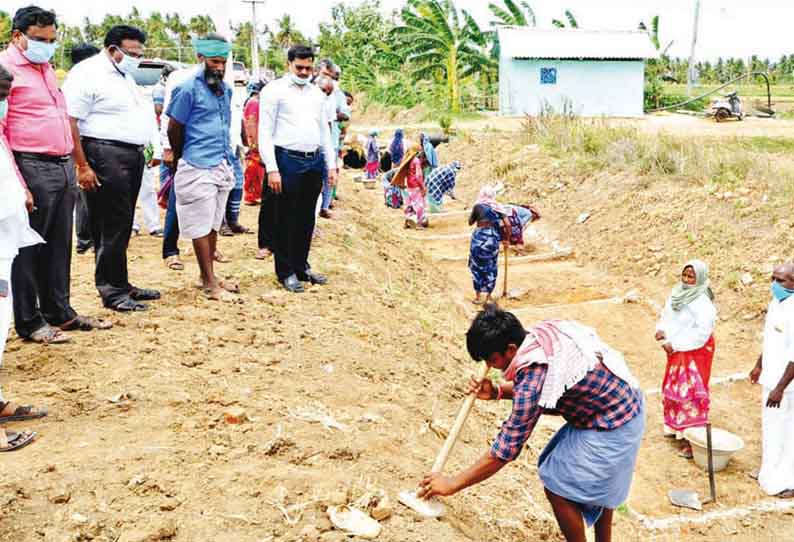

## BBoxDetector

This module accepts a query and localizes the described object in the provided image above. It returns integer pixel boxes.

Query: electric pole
[242,0,265,80]
[687,0,701,96]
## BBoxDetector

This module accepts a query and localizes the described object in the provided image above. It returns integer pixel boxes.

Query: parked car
[233,61,249,85]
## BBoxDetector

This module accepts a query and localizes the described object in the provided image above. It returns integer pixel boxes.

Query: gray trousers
[11,154,78,337]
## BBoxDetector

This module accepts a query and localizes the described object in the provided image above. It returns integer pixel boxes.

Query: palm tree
[488,0,535,27]
[274,15,303,50]
[392,0,493,113]
[552,9,579,28]
[638,16,673,56]
[189,15,216,37]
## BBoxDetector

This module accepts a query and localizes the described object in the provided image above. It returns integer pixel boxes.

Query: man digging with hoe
[418,306,646,542]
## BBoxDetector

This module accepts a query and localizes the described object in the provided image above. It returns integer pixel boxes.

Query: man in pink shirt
[0,6,110,344]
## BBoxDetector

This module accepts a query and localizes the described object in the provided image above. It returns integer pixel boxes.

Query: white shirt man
[753,266,794,497]
[257,46,336,293]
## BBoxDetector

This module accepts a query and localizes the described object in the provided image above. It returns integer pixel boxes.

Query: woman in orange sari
[655,260,717,458]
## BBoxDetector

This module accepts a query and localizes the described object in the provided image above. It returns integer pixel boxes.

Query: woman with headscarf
[420,132,438,178]
[389,129,405,167]
[655,260,717,459]
[391,144,427,228]
[468,185,506,305]
[365,130,380,179]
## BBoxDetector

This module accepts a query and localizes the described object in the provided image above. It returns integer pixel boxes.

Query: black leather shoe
[300,270,328,285]
[282,275,305,293]
[110,298,147,312]
[130,287,161,301]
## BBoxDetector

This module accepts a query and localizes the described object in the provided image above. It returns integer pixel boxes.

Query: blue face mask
[0,100,7,121]
[22,38,57,64]
[771,281,794,302]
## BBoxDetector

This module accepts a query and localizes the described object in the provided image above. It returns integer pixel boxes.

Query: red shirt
[406,156,425,190]
[0,44,73,157]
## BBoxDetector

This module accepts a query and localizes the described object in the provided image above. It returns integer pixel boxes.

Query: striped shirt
[490,362,642,462]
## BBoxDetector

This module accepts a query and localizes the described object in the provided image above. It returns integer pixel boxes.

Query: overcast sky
[6,0,794,61]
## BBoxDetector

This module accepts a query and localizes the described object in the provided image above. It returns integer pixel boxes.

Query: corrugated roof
[497,27,659,60]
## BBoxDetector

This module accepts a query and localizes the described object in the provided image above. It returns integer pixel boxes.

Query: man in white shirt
[316,59,350,219]
[63,25,161,312]
[259,45,337,293]
[0,70,45,450]
[750,263,794,498]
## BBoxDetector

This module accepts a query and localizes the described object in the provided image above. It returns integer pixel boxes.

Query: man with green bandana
[166,34,239,301]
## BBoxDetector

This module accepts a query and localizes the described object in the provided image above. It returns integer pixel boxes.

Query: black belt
[13,151,71,164]
[276,146,321,160]
[81,137,144,152]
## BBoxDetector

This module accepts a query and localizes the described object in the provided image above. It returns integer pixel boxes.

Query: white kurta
[758,296,794,495]
[0,140,44,398]
[655,293,716,352]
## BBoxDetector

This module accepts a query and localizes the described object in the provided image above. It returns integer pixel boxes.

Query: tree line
[1,1,791,113]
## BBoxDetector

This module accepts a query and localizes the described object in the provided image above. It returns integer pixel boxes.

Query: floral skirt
[244,151,264,204]
[662,335,714,433]
[405,187,427,226]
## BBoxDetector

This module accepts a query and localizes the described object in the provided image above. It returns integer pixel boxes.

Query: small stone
[319,532,345,542]
[49,491,71,504]
[299,525,320,541]
[740,272,754,286]
[117,519,178,542]
[576,212,591,225]
[371,495,393,521]
[72,512,89,525]
[223,407,248,425]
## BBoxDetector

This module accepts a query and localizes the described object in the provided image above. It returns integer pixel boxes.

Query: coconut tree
[488,0,536,27]
[392,0,493,113]
[552,9,579,28]
[189,15,216,37]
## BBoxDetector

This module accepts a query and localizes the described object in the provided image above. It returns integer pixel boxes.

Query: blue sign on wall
[540,67,557,85]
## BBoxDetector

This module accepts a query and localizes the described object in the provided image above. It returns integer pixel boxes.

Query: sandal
[0,430,36,452]
[219,280,240,294]
[111,298,147,312]
[28,325,71,344]
[59,315,113,332]
[214,251,230,264]
[204,288,239,302]
[165,256,184,271]
[0,402,48,424]
[255,248,272,260]
[776,489,794,499]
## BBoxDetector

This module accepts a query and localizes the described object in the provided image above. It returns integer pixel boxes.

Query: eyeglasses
[115,46,144,59]
[25,34,57,45]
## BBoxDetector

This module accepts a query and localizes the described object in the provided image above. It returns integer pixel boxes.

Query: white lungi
[173,160,234,240]
[0,257,14,402]
[133,165,161,233]
[759,387,794,495]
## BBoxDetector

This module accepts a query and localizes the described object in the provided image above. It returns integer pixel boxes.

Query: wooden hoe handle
[431,362,491,473]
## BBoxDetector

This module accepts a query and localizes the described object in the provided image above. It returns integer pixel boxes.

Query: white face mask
[290,72,310,86]
[112,47,141,75]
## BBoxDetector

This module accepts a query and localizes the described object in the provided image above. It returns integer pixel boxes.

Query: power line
[242,0,265,79]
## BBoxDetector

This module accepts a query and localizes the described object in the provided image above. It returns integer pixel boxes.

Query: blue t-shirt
[166,70,233,169]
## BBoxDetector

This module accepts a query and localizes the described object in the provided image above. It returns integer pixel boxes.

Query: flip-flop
[214,252,231,263]
[777,489,794,499]
[165,256,184,271]
[0,430,37,452]
[255,248,272,260]
[0,403,48,424]
[219,280,240,294]
[204,289,239,303]
[59,315,113,332]
[28,325,72,344]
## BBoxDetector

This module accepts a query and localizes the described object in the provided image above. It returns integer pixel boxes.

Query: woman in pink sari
[654,260,716,458]
[391,144,427,229]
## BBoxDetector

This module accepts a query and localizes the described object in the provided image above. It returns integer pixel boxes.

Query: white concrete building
[497,27,658,118]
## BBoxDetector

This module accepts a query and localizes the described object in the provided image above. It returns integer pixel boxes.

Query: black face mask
[204,68,224,91]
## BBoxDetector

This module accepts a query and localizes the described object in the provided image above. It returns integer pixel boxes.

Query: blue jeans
[225,155,244,224]
[161,164,180,259]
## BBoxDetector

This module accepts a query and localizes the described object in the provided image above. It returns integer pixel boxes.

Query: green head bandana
[670,259,714,311]
[192,38,231,59]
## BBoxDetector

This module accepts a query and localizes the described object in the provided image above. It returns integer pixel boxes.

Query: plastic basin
[683,426,745,472]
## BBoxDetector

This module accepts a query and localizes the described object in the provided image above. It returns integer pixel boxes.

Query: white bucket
[683,426,745,472]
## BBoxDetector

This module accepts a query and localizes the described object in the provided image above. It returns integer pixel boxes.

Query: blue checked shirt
[426,163,459,203]
[490,362,642,462]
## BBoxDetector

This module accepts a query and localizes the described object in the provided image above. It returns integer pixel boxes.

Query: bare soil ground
[3,120,794,541]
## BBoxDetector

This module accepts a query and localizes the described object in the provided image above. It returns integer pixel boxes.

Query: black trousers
[11,154,78,337]
[272,148,325,282]
[82,139,145,307]
[74,190,92,250]
[258,183,275,251]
